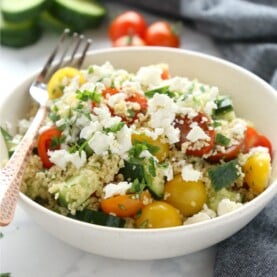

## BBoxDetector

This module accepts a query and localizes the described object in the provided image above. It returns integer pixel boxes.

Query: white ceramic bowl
[1,47,277,260]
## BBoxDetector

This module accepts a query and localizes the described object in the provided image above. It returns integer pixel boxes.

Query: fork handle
[0,106,47,226]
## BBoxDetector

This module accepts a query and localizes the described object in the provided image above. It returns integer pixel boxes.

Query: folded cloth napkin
[107,1,277,276]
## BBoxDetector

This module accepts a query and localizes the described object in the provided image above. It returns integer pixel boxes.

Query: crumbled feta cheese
[80,121,101,140]
[136,65,163,87]
[184,204,216,225]
[169,76,190,93]
[181,164,202,181]
[204,100,217,116]
[103,181,132,199]
[48,149,86,169]
[148,94,180,143]
[88,131,114,155]
[231,119,246,137]
[217,198,243,216]
[111,125,132,156]
[186,125,210,142]
[107,92,126,107]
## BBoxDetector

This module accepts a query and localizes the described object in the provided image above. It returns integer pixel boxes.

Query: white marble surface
[0,4,222,277]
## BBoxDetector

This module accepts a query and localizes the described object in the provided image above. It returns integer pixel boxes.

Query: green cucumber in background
[1,0,49,22]
[0,14,41,47]
[39,11,69,33]
[50,0,107,31]
[0,0,107,48]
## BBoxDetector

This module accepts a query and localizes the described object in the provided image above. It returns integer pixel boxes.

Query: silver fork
[0,29,92,226]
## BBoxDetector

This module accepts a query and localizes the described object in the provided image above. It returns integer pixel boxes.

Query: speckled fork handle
[0,106,47,226]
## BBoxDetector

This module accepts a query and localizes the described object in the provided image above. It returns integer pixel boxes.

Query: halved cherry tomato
[101,191,151,218]
[126,92,148,112]
[208,139,244,162]
[47,67,85,99]
[102,87,120,98]
[102,88,148,125]
[112,35,146,47]
[145,21,180,48]
[109,11,147,41]
[174,113,215,157]
[37,127,62,168]
[243,126,273,158]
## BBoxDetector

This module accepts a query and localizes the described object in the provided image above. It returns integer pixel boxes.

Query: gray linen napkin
[106,1,277,276]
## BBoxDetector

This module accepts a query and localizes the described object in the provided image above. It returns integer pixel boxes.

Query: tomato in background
[112,34,146,47]
[37,127,62,168]
[145,21,180,47]
[109,11,147,41]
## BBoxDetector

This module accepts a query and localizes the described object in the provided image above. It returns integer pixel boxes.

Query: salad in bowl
[2,60,273,229]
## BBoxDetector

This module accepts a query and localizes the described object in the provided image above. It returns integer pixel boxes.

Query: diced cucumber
[119,161,145,182]
[39,11,69,33]
[0,14,41,47]
[120,159,165,199]
[70,209,126,227]
[50,0,107,31]
[56,169,99,209]
[1,0,48,22]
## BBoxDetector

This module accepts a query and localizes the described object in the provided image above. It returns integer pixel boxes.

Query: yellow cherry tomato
[131,133,169,162]
[164,174,207,217]
[243,151,271,195]
[135,201,182,228]
[47,67,85,99]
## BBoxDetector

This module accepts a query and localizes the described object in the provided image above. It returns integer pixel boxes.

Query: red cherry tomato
[37,127,62,168]
[102,88,148,125]
[109,11,147,41]
[145,21,180,47]
[208,139,244,162]
[126,92,148,112]
[174,113,215,157]
[112,35,146,47]
[243,126,273,158]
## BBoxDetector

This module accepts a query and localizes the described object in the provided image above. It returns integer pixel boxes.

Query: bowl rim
[2,46,276,233]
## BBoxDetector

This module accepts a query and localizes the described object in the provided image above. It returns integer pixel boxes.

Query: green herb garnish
[103,122,125,133]
[76,89,102,103]
[145,85,175,98]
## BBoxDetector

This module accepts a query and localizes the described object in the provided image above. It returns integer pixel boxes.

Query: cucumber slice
[1,0,48,22]
[39,11,69,33]
[70,209,126,228]
[56,169,99,209]
[50,0,107,31]
[0,14,41,47]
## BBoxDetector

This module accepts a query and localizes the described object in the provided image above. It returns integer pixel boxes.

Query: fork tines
[42,29,92,80]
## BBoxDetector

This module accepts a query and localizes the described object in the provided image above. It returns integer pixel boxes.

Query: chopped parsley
[103,122,125,133]
[145,85,175,98]
[129,179,146,194]
[50,135,65,149]
[76,89,102,103]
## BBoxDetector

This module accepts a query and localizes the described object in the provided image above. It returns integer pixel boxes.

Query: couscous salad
[1,62,273,228]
